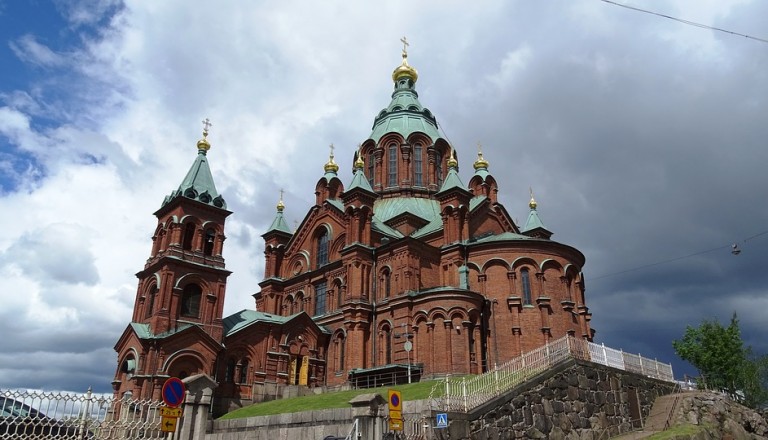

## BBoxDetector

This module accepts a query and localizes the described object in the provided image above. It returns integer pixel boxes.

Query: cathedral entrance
[289,355,309,385]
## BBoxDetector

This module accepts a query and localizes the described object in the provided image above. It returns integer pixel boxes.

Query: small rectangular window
[388,145,398,187]
[414,144,423,186]
[314,282,327,316]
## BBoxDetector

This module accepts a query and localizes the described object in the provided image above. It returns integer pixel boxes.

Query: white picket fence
[431,335,674,412]
[0,387,167,439]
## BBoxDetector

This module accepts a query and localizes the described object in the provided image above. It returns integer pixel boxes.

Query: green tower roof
[161,131,226,209]
[367,54,442,143]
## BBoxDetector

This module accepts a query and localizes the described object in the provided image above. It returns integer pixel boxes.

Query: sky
[0,0,766,394]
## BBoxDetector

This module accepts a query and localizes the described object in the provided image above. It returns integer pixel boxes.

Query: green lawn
[219,380,442,419]
[646,424,710,439]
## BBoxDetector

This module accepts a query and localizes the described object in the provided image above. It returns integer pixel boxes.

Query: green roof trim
[367,81,442,143]
[470,231,533,243]
[326,198,344,212]
[522,208,549,233]
[130,322,196,340]
[436,167,466,195]
[373,197,440,224]
[348,169,374,193]
[162,151,226,209]
[223,309,291,336]
[469,195,487,212]
[266,211,292,235]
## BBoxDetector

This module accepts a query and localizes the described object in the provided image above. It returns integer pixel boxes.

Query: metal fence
[1,388,167,439]
[430,335,674,412]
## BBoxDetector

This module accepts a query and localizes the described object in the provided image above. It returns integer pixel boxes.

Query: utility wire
[589,228,768,282]
[601,0,768,45]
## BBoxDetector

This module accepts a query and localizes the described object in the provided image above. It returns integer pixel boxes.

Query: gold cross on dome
[400,36,409,56]
[477,142,483,153]
[279,188,284,201]
[329,143,335,158]
[202,118,213,134]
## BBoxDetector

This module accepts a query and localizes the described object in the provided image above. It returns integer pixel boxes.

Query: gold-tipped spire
[447,147,458,168]
[324,143,339,174]
[197,118,212,152]
[473,142,489,170]
[529,187,538,210]
[277,189,285,212]
[392,36,419,83]
[354,144,365,169]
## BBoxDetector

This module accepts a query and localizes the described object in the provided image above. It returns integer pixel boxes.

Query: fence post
[445,377,451,410]
[462,378,468,412]
[77,387,92,440]
[178,374,218,440]
[494,364,499,395]
[639,355,644,375]
[601,343,607,365]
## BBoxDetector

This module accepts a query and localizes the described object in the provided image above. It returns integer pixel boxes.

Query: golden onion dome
[354,152,365,169]
[447,148,458,168]
[197,132,211,152]
[392,54,419,83]
[529,188,538,210]
[473,151,489,170]
[324,144,339,174]
[276,189,285,212]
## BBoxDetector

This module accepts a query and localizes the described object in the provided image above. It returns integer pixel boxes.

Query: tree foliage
[672,313,767,408]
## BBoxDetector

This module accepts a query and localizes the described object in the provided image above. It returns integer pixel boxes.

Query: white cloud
[9,35,66,68]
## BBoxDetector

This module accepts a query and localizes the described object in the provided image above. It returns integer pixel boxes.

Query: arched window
[316,229,329,268]
[414,143,423,186]
[181,284,202,318]
[239,359,249,383]
[367,151,375,186]
[335,334,346,372]
[182,223,196,251]
[436,151,444,187]
[388,143,398,187]
[382,269,391,298]
[203,228,215,256]
[521,269,532,305]
[385,328,392,364]
[146,285,158,318]
[225,358,236,382]
[314,282,327,316]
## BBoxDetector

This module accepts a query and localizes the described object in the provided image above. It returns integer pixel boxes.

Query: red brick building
[113,50,593,413]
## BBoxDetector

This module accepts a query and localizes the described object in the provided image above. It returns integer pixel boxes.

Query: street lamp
[394,323,413,384]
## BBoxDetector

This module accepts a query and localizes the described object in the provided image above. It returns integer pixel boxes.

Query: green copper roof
[223,309,291,336]
[522,207,549,234]
[436,166,467,195]
[130,322,196,339]
[266,210,292,235]
[471,231,533,243]
[162,150,226,209]
[469,195,487,211]
[373,197,441,224]
[348,168,374,193]
[368,80,442,143]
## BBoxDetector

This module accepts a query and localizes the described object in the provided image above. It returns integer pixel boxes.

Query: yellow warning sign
[160,407,182,417]
[389,418,403,431]
[161,416,178,433]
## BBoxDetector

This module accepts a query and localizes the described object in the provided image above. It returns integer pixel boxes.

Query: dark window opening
[146,285,158,317]
[317,229,329,268]
[239,359,249,383]
[314,282,327,316]
[203,228,215,256]
[181,284,202,318]
[367,151,375,186]
[521,269,532,305]
[436,151,443,187]
[388,143,398,187]
[414,143,423,186]
[225,358,236,382]
[182,223,196,251]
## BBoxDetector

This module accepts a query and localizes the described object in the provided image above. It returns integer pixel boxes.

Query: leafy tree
[672,313,767,408]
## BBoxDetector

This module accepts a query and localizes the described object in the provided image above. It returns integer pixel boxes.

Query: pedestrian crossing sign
[436,413,448,428]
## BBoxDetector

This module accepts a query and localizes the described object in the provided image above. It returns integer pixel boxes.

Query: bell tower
[134,120,232,341]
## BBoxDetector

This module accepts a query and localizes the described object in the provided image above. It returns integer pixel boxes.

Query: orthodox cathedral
[113,45,593,414]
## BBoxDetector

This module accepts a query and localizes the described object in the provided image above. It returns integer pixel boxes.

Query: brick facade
[113,53,593,414]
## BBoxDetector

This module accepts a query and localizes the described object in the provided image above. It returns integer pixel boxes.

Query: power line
[589,228,768,282]
[601,0,768,45]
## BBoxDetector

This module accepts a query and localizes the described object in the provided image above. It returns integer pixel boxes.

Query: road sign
[436,413,448,428]
[387,390,402,412]
[160,407,182,417]
[403,341,412,352]
[388,418,403,431]
[389,410,402,420]
[161,416,178,433]
[162,377,186,408]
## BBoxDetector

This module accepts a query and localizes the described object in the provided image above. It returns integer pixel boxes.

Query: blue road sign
[436,413,448,428]
[162,377,186,408]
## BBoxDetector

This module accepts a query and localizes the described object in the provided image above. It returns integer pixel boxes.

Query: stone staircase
[611,393,681,439]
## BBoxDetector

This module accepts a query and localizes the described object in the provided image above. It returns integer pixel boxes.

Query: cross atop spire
[202,118,213,135]
[400,36,409,57]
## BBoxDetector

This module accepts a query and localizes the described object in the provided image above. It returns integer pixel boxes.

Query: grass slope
[220,380,440,419]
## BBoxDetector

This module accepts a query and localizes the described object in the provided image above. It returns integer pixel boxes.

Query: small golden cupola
[197,118,213,153]
[392,36,419,83]
[324,143,339,174]
[447,147,458,169]
[473,142,490,170]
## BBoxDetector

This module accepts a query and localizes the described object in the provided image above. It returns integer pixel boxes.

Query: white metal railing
[1,388,167,439]
[430,335,674,412]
